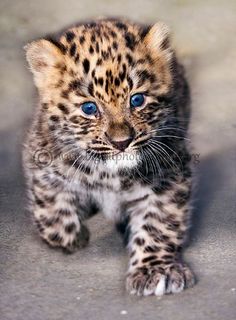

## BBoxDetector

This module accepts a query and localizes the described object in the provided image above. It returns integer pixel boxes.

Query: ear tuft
[144,22,172,60]
[25,39,63,74]
[25,39,64,89]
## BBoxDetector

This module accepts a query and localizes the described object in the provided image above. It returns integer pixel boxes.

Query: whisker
[152,135,190,141]
[149,139,183,171]
[148,141,179,174]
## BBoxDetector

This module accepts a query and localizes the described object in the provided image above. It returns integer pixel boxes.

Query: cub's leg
[27,168,89,253]
[123,181,195,296]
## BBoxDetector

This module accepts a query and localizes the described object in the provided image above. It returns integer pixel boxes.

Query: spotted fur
[23,18,194,296]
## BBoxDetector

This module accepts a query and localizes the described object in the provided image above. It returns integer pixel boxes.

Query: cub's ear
[25,39,64,88]
[144,22,172,61]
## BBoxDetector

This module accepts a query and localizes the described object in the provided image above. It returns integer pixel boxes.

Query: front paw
[63,224,90,254]
[126,263,195,296]
[42,224,90,253]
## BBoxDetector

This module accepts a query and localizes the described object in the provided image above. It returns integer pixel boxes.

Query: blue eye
[130,93,145,108]
[81,102,97,116]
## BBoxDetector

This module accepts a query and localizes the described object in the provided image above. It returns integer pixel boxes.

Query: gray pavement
[0,1,236,319]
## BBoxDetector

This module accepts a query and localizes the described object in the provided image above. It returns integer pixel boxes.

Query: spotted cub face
[26,19,174,169]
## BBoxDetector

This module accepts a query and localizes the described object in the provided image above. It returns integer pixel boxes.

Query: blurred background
[0,1,235,319]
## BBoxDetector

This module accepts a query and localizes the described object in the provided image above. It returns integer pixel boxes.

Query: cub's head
[26,19,176,171]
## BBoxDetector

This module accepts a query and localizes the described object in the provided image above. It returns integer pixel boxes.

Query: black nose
[112,138,133,151]
[106,135,133,151]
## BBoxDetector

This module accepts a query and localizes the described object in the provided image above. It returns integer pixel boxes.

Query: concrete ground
[0,1,236,319]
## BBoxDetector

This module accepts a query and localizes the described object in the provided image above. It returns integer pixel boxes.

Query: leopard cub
[24,18,195,296]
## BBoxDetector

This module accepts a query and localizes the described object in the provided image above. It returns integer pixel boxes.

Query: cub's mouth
[82,146,141,170]
[103,150,141,170]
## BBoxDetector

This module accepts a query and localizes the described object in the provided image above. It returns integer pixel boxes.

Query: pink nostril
[111,138,133,151]
[105,133,133,151]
